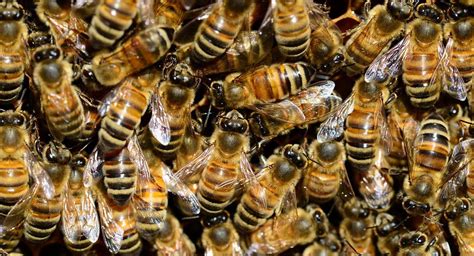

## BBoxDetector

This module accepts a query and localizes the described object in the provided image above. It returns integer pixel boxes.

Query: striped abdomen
[111,204,142,255]
[451,40,473,84]
[198,155,240,214]
[152,116,186,160]
[412,113,450,183]
[24,192,63,243]
[0,160,28,215]
[240,62,315,104]
[103,148,137,205]
[303,163,340,203]
[191,5,246,65]
[98,82,151,152]
[0,225,22,252]
[273,0,310,58]
[345,103,380,171]
[88,0,138,49]
[0,54,24,104]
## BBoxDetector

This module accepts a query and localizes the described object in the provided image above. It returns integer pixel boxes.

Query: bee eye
[400,237,410,247]
[12,115,24,126]
[0,117,6,126]
[414,235,426,245]
[45,147,57,163]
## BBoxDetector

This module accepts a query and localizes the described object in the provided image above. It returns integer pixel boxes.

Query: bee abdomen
[198,162,238,213]
[0,54,23,104]
[103,150,137,205]
[24,196,62,243]
[274,5,310,58]
[0,162,28,214]
[0,227,22,252]
[65,236,94,253]
[304,168,339,203]
[119,232,142,255]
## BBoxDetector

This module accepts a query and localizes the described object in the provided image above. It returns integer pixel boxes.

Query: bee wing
[97,195,124,254]
[0,184,38,236]
[98,84,123,117]
[360,164,393,210]
[252,100,306,125]
[275,187,298,220]
[317,93,355,142]
[338,164,355,202]
[163,164,201,215]
[400,116,419,181]
[83,148,104,188]
[149,93,171,146]
[25,151,55,200]
[137,0,156,26]
[128,135,152,179]
[173,3,216,45]
[174,144,214,181]
[365,34,411,83]
[438,38,467,101]
[375,97,392,155]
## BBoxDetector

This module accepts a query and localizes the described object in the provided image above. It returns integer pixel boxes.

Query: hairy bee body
[201,217,242,255]
[445,198,474,255]
[234,144,306,233]
[273,0,310,58]
[92,25,174,86]
[304,141,346,203]
[88,0,138,49]
[445,16,473,85]
[102,147,137,206]
[0,0,27,105]
[190,0,253,65]
[154,213,196,255]
[345,4,410,76]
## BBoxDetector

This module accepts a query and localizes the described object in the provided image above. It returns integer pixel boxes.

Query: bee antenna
[181,215,200,221]
[344,239,362,256]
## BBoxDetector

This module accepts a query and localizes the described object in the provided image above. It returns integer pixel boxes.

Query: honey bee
[210,62,316,109]
[344,0,413,76]
[271,0,311,58]
[24,142,71,244]
[201,211,243,255]
[397,228,451,256]
[150,57,199,161]
[247,208,316,254]
[375,212,407,255]
[303,140,354,204]
[338,197,376,256]
[444,197,474,255]
[234,144,307,233]
[88,0,138,49]
[187,0,254,65]
[0,0,28,106]
[61,153,100,253]
[305,204,331,239]
[318,78,389,172]
[91,24,173,86]
[302,232,342,256]
[174,110,254,215]
[249,81,342,139]
[366,4,467,108]
[402,112,450,217]
[154,212,196,256]
[95,182,142,255]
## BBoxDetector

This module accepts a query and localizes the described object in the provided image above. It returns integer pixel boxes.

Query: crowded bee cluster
[0,0,472,255]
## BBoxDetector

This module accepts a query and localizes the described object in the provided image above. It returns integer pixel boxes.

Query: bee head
[0,2,23,21]
[283,144,307,169]
[218,110,248,134]
[210,81,226,109]
[33,46,61,63]
[400,232,427,248]
[387,0,413,21]
[168,63,199,88]
[416,3,444,23]
[44,142,71,165]
[444,197,470,220]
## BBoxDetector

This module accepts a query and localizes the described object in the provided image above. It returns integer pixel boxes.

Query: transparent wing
[338,165,355,202]
[275,188,298,220]
[438,38,467,101]
[365,35,411,83]
[376,97,392,155]
[43,85,83,128]
[97,195,124,254]
[359,164,393,210]
[83,148,103,188]
[25,151,55,200]
[0,184,38,236]
[137,0,156,26]
[128,135,152,179]
[174,144,214,181]
[317,94,355,142]
[98,84,123,117]
[252,99,306,125]
[149,93,171,146]
[163,164,200,215]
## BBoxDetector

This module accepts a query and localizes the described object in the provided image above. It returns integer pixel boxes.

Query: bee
[375,212,407,255]
[174,110,254,215]
[88,0,138,49]
[444,197,474,255]
[234,144,307,233]
[210,62,316,109]
[61,153,100,253]
[397,228,451,256]
[24,142,71,243]
[305,204,331,239]
[366,4,466,108]
[271,0,311,59]
[318,78,389,172]
[306,3,344,75]
[402,112,450,217]
[150,57,199,161]
[188,0,254,65]
[201,212,243,255]
[339,198,376,256]
[303,140,354,204]
[154,212,196,256]
[249,81,342,139]
[344,0,413,76]
[91,25,173,86]
[0,0,28,105]
[95,182,142,255]
[302,232,342,256]
[247,208,316,255]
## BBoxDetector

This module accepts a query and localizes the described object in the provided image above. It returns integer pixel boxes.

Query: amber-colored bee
[338,198,376,256]
[188,0,253,65]
[0,0,28,106]
[402,112,450,217]
[249,81,341,139]
[153,212,196,256]
[91,25,173,86]
[201,211,243,255]
[344,0,413,76]
[62,153,99,253]
[247,208,316,254]
[234,144,307,233]
[95,182,142,255]
[88,0,138,49]
[24,142,71,243]
[210,62,315,109]
[444,197,474,255]
[302,232,342,256]
[303,140,353,204]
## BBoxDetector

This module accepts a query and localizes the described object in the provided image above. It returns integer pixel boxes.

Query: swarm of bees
[0,0,472,255]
